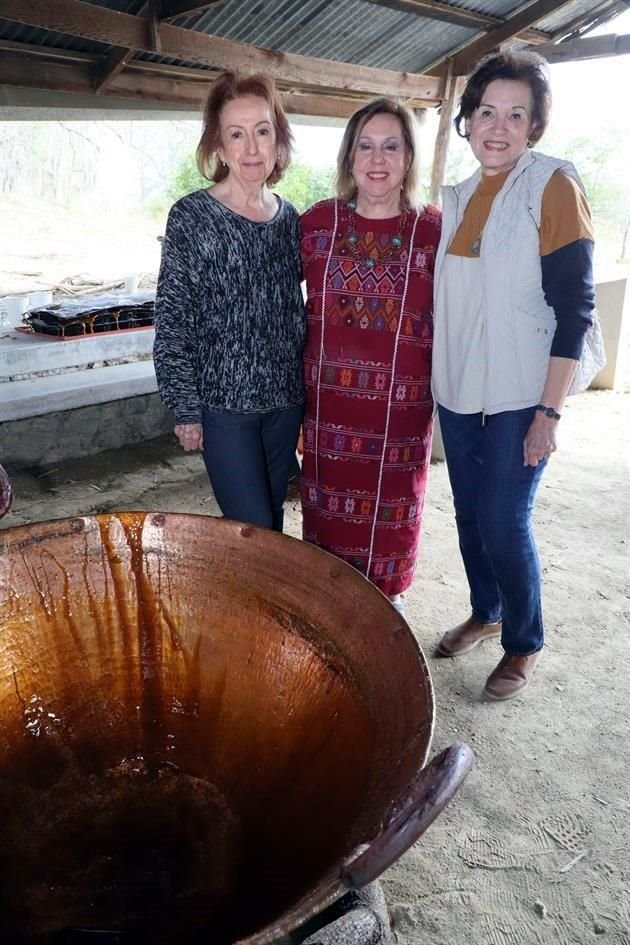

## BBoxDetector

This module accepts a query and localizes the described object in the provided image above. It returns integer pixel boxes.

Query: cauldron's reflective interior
[0,513,433,944]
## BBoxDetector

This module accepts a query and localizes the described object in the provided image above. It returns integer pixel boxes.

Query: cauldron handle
[341,741,474,889]
[0,464,12,519]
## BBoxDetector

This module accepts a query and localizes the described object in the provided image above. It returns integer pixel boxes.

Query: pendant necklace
[468,188,484,256]
[468,166,514,256]
[470,230,483,256]
[346,200,408,268]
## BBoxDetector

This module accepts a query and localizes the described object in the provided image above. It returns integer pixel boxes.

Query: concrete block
[292,883,393,945]
[0,393,172,468]
[592,278,629,391]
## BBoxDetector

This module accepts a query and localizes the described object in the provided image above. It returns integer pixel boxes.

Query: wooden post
[429,59,457,205]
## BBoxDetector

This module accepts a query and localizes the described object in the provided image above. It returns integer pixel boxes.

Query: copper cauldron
[0,512,472,944]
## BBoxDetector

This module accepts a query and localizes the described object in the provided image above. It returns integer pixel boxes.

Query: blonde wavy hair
[336,98,421,209]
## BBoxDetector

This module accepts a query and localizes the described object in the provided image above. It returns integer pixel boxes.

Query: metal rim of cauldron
[0,464,11,519]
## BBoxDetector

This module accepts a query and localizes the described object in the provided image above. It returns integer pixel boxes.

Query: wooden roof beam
[535,32,630,62]
[0,53,106,99]
[435,0,577,74]
[363,0,500,30]
[549,0,628,41]
[94,0,149,93]
[0,38,96,63]
[147,0,161,51]
[363,0,550,43]
[281,92,371,120]
[94,47,136,93]
[0,0,443,102]
[518,27,556,45]
[0,50,370,118]
[0,43,416,115]
[429,58,456,204]
[0,50,208,107]
[161,0,229,18]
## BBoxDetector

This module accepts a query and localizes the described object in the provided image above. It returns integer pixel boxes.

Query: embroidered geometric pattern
[300,198,441,596]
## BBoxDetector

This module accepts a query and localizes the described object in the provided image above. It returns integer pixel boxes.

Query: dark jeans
[201,404,303,533]
[438,404,547,655]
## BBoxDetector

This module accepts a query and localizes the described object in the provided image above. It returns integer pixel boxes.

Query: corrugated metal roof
[0,19,107,54]
[0,0,144,56]
[430,1,521,14]
[167,0,477,74]
[0,0,627,78]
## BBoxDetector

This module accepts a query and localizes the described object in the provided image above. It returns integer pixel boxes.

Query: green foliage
[145,154,208,221]
[275,162,335,212]
[444,135,478,187]
[166,155,209,204]
[444,128,630,222]
[160,150,335,213]
[549,133,628,227]
[440,129,630,256]
[540,129,630,259]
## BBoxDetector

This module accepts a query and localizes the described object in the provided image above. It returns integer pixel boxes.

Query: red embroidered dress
[300,198,441,597]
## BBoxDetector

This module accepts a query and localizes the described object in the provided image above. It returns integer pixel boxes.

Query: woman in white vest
[433,50,596,700]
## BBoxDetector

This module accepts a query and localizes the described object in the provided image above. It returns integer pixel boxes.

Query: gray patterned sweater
[153,189,306,423]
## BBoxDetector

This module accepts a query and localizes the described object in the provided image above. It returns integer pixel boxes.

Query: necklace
[346,200,408,268]
[470,230,483,256]
[467,168,513,256]
[467,187,485,256]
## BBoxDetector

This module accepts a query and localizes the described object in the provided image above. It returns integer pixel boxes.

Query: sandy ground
[1,387,628,945]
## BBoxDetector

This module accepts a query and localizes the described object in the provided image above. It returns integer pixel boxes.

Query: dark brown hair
[196,71,293,186]
[336,97,421,209]
[454,49,551,146]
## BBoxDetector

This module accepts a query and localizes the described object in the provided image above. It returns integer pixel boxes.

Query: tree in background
[543,127,630,261]
[162,151,335,213]
[442,126,630,260]
[275,162,335,211]
[165,156,206,205]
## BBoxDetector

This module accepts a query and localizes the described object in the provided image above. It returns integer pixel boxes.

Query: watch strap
[535,403,561,421]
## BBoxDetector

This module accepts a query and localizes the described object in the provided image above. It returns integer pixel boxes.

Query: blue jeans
[202,404,303,532]
[438,404,547,655]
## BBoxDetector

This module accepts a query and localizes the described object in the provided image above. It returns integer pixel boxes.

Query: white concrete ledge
[0,327,155,380]
[1,360,158,423]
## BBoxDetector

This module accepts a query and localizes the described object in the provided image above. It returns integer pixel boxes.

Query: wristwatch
[535,404,561,421]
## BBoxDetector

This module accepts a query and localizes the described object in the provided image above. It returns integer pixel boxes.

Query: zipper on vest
[481,410,487,427]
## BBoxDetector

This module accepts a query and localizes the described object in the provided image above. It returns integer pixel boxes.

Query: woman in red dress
[300,98,441,614]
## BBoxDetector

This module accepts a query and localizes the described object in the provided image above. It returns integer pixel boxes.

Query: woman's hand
[524,356,577,466]
[174,423,204,452]
[523,413,558,467]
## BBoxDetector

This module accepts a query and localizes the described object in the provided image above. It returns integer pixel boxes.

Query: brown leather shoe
[484,650,541,701]
[436,616,502,657]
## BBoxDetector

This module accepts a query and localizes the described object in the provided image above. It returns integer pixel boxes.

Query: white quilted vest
[435,150,599,410]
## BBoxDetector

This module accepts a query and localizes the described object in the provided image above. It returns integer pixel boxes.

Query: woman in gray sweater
[154,72,306,532]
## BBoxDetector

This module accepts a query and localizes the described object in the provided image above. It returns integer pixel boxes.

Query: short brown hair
[196,71,294,186]
[336,98,421,209]
[454,49,551,146]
